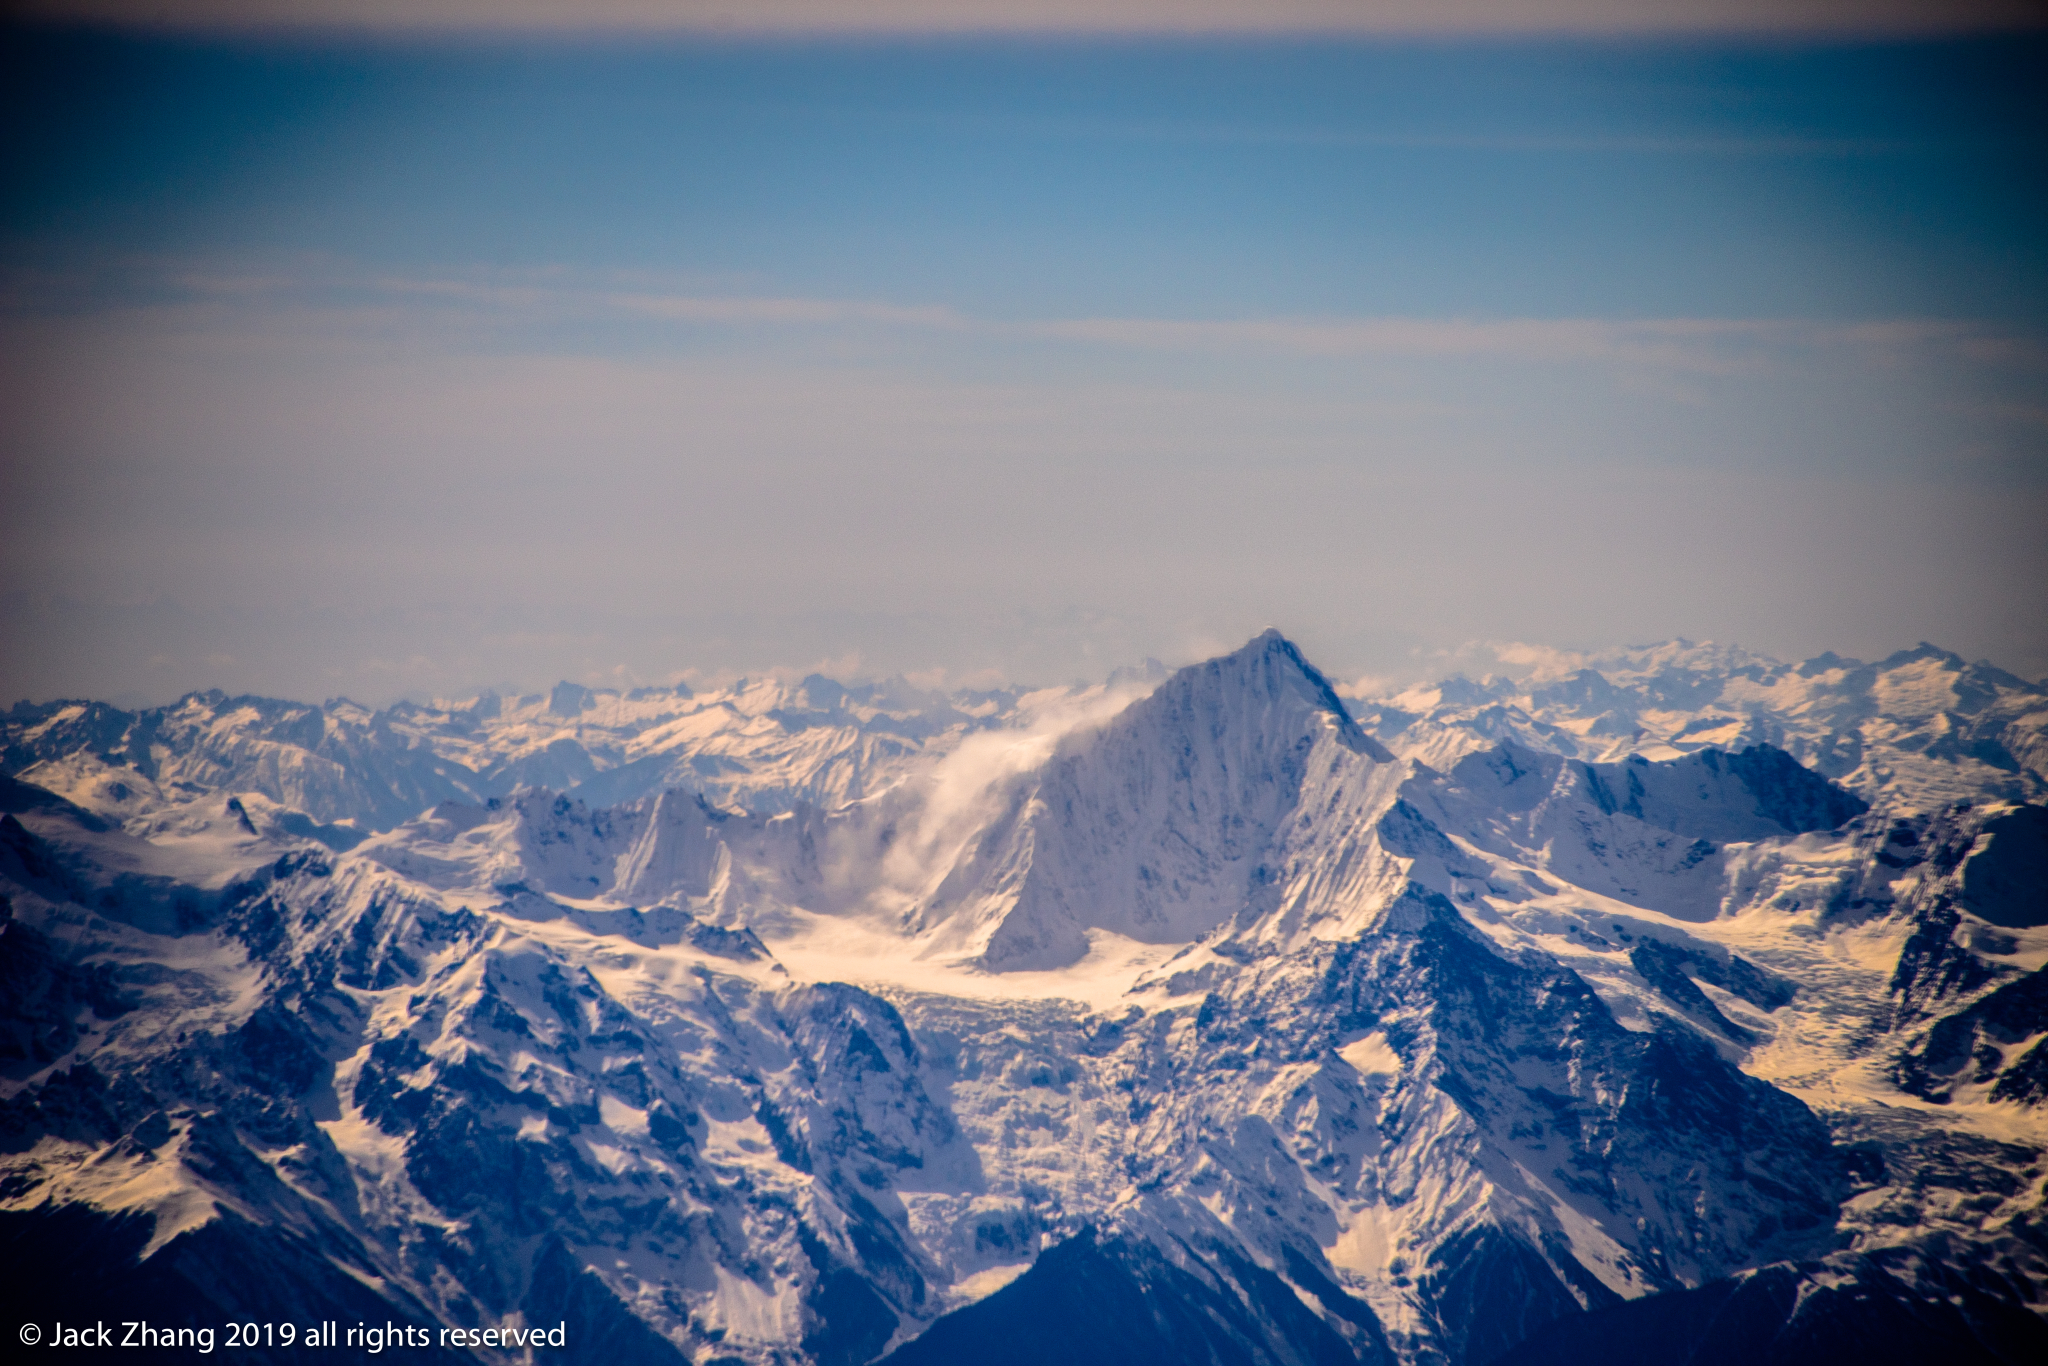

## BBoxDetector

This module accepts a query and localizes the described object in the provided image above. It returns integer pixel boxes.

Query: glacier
[3,632,2044,1363]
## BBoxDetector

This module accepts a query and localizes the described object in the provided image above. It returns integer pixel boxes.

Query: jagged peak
[1177,630,1390,759]
[498,783,578,806]
[1794,649,1865,677]
[548,680,593,716]
[1878,641,1967,670]
[1181,630,1356,721]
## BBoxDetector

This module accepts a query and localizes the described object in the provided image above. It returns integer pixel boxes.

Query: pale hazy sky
[3,8,2044,703]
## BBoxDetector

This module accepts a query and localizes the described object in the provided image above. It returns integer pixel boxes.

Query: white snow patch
[1325,1203,1396,1277]
[599,1094,650,1137]
[766,914,1180,1013]
[1339,1033,1401,1078]
[949,1262,1031,1304]
[708,1267,801,1345]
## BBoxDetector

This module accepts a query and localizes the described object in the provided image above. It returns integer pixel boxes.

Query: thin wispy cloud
[825,107,1953,160]
[1025,315,1794,371]
[17,0,2046,36]
[374,273,971,329]
[11,259,2034,378]
[606,293,970,330]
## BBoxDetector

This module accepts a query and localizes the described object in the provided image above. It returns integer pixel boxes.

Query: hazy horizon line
[14,631,2038,717]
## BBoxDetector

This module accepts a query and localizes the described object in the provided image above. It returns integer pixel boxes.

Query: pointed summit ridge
[1162,629,1391,762]
[961,632,1396,969]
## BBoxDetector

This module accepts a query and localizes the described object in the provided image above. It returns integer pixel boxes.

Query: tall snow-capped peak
[898,631,1396,969]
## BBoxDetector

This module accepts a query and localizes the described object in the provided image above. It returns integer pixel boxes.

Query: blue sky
[9,34,2044,320]
[3,15,2044,702]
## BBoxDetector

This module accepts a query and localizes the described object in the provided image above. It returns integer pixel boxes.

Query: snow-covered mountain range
[0,671,1086,838]
[4,634,2044,1364]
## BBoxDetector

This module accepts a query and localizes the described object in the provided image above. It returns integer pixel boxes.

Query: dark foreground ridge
[880,1228,1393,1366]
[1489,1257,2048,1366]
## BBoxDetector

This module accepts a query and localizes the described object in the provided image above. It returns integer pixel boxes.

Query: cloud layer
[22,258,2041,377]
[7,251,2044,703]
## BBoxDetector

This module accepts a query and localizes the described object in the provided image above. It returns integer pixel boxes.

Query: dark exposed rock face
[2,1204,474,1366]
[1961,806,2048,929]
[1491,1257,2048,1366]
[1871,802,2048,1109]
[880,1229,1388,1366]
[1893,968,2048,1105]
[1721,745,1871,834]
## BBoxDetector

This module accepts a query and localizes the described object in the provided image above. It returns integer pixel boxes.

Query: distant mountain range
[4,634,2044,1364]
